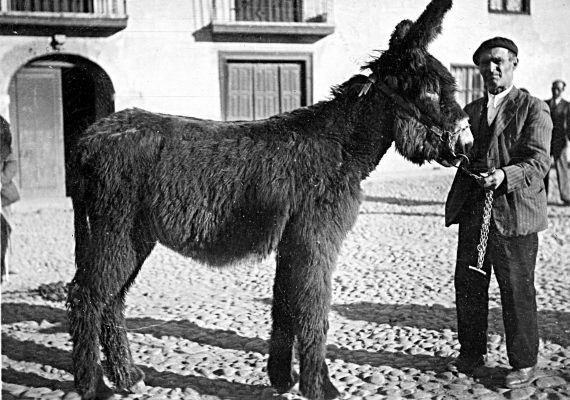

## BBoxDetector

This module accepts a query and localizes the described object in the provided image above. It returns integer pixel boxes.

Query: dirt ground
[2,166,569,399]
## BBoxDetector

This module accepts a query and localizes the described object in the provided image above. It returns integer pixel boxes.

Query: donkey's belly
[153,206,289,267]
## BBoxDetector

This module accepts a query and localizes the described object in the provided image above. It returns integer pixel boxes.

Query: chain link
[470,189,494,275]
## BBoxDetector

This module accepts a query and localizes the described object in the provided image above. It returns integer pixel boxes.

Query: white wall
[0,0,568,172]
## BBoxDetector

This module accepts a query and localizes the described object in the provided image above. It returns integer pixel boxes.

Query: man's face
[552,82,565,99]
[477,47,517,94]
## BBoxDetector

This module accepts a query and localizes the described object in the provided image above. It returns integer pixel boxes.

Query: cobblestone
[2,169,569,399]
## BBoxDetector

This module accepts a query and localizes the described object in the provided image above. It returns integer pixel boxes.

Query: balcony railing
[0,0,127,36]
[211,0,334,42]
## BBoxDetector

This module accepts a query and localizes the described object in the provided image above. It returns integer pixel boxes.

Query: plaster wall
[0,0,568,172]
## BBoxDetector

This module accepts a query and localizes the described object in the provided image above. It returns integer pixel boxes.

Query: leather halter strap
[359,74,460,141]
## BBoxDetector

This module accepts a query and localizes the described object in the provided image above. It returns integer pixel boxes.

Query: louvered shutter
[227,63,254,121]
[280,63,301,112]
[254,63,280,119]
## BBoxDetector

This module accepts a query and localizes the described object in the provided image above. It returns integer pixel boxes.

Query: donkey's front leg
[272,223,340,400]
[268,250,299,393]
[294,271,339,400]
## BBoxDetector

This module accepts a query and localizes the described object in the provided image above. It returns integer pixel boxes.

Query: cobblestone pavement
[2,167,569,400]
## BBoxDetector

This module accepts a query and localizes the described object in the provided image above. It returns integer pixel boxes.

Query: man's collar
[487,85,514,107]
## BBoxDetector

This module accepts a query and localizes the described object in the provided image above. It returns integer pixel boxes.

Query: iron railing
[213,0,331,24]
[0,0,126,16]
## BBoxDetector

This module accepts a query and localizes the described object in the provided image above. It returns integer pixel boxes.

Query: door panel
[227,63,254,121]
[9,67,65,197]
[254,64,279,119]
[280,63,301,112]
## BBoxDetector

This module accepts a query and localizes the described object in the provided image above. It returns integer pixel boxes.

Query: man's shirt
[487,85,514,125]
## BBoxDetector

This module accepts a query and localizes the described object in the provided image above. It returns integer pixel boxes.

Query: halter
[359,75,493,277]
[359,75,468,157]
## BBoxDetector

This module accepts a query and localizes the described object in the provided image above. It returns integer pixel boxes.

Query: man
[1,115,20,282]
[544,79,570,205]
[445,37,552,388]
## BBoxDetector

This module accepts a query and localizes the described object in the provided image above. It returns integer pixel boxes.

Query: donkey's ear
[389,19,413,49]
[398,0,453,50]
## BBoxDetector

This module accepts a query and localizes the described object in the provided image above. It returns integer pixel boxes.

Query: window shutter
[280,63,301,112]
[451,65,484,108]
[227,63,254,121]
[254,63,279,119]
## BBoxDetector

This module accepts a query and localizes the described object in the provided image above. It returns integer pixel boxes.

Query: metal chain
[469,189,494,276]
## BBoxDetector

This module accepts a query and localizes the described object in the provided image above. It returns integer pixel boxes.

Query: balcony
[211,0,334,43]
[0,0,127,36]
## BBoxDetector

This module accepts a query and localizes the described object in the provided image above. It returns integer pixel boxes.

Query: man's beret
[472,37,518,65]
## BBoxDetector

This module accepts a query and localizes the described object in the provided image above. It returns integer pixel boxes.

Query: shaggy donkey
[68,0,472,398]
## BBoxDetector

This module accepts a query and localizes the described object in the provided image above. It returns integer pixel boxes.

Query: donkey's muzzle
[455,125,474,158]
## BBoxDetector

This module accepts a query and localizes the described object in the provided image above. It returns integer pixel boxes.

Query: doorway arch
[9,54,114,198]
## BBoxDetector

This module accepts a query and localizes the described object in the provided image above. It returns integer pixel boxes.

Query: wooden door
[225,62,302,121]
[9,67,66,198]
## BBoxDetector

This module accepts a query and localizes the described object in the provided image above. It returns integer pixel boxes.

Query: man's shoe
[447,355,485,374]
[505,366,537,389]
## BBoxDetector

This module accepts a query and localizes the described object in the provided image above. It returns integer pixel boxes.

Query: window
[220,53,312,121]
[489,0,530,14]
[451,65,485,108]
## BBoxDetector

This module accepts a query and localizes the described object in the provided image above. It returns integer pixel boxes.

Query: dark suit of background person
[544,80,570,205]
[444,37,552,389]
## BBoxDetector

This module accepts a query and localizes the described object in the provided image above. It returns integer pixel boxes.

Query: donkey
[68,0,472,398]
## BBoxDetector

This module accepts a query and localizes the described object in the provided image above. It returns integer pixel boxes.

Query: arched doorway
[8,54,114,198]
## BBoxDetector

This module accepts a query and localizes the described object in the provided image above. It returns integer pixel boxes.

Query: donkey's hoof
[128,379,147,394]
[95,378,115,400]
[271,369,299,393]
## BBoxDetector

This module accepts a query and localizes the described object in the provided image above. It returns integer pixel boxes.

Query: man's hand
[476,168,505,190]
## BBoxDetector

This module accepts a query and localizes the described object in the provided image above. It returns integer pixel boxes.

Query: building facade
[1,0,569,198]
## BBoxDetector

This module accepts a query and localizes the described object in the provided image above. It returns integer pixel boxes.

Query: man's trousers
[544,141,570,203]
[455,217,539,369]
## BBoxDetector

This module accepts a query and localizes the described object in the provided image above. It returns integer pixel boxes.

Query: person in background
[444,37,552,388]
[1,115,20,282]
[544,79,570,205]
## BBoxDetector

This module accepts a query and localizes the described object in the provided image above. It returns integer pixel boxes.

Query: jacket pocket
[521,183,544,198]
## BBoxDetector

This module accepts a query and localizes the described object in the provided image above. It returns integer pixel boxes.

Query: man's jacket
[445,87,552,236]
[545,98,570,157]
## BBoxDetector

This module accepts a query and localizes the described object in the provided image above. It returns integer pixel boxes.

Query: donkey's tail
[69,151,91,275]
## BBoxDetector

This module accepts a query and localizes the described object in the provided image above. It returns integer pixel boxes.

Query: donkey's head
[363,0,473,165]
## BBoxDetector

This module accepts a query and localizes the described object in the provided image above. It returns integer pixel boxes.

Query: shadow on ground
[363,196,443,206]
[2,301,569,396]
[332,302,570,348]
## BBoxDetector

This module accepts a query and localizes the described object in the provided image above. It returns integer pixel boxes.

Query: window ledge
[0,12,128,36]
[211,21,334,43]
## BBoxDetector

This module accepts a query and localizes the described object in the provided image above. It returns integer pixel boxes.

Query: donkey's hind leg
[68,221,129,399]
[68,215,147,399]
[68,278,106,400]
[100,214,156,392]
